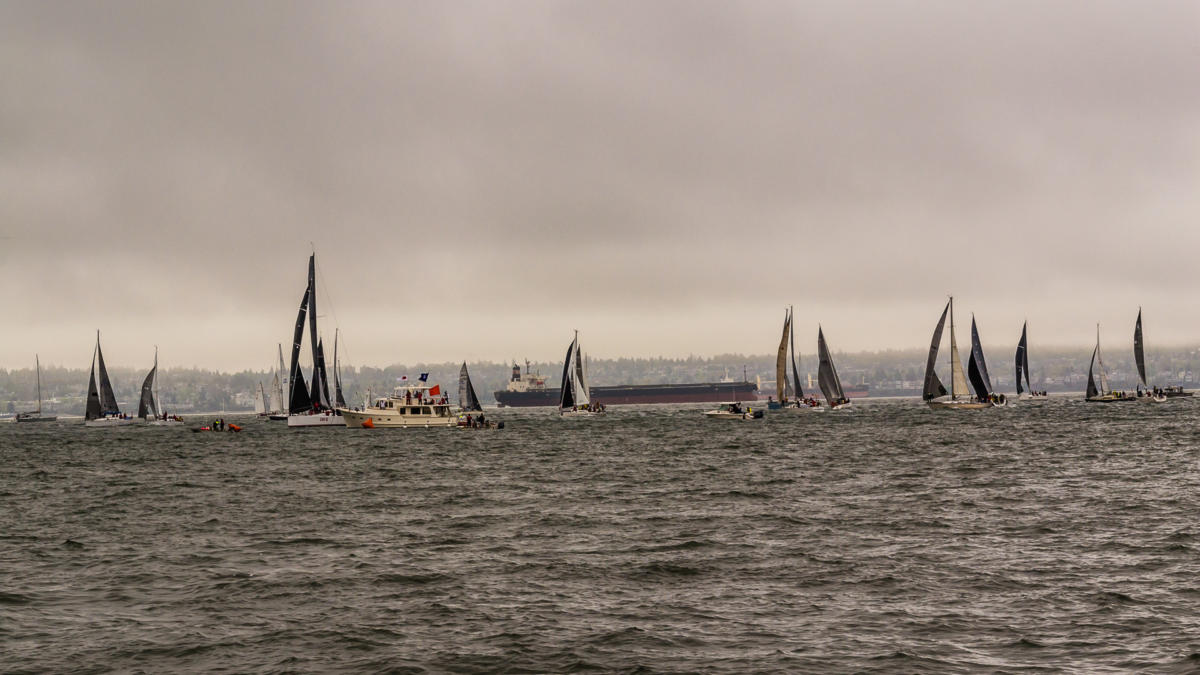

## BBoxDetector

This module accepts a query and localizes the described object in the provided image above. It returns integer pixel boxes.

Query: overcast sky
[3,0,1199,371]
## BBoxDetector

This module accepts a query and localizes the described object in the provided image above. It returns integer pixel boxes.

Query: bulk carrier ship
[494,362,760,407]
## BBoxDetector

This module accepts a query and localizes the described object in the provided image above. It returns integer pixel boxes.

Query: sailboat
[15,355,56,423]
[268,344,289,420]
[254,381,269,415]
[559,331,604,416]
[84,331,137,426]
[1085,324,1136,403]
[1014,321,1045,399]
[141,347,183,425]
[816,326,852,410]
[458,362,483,413]
[923,298,993,409]
[966,316,1006,406]
[768,306,812,410]
[286,253,346,427]
[1133,309,1168,402]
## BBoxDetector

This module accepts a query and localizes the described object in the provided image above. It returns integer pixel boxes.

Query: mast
[35,354,42,415]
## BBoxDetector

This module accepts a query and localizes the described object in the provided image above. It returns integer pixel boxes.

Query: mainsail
[288,286,313,413]
[923,301,950,400]
[966,316,993,400]
[816,326,845,406]
[558,335,578,409]
[775,309,791,402]
[1095,325,1111,395]
[1134,308,1148,390]
[254,382,268,414]
[789,305,803,398]
[137,349,159,420]
[1086,345,1100,399]
[333,329,347,409]
[459,362,483,412]
[274,343,287,413]
[948,299,971,399]
[96,333,119,415]
[1015,321,1030,395]
[85,348,101,421]
[573,343,590,406]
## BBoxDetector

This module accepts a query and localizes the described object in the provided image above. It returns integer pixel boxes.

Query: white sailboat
[559,331,604,416]
[1086,324,1136,403]
[268,343,289,420]
[15,355,56,423]
[142,347,183,425]
[923,298,993,409]
[84,331,137,427]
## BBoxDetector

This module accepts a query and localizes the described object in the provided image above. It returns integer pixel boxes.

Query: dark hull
[495,382,760,407]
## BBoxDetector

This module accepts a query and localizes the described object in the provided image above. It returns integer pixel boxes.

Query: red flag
[428,384,441,396]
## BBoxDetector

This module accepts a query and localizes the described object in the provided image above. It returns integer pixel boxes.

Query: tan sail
[775,309,791,403]
[948,299,971,399]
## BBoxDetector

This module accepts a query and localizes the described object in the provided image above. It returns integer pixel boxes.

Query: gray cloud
[3,0,1198,370]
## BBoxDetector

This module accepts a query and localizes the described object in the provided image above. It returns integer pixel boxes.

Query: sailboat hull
[14,414,56,423]
[287,411,346,427]
[927,400,993,410]
[85,416,139,427]
[1085,394,1137,403]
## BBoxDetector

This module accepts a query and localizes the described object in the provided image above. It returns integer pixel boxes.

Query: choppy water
[4,398,1200,673]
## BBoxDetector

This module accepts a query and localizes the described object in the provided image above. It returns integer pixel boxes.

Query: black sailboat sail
[816,326,846,406]
[1015,321,1030,395]
[85,349,102,421]
[923,302,950,400]
[1134,308,1148,390]
[789,305,803,398]
[333,330,346,409]
[967,316,993,400]
[558,337,577,410]
[137,351,158,419]
[96,334,119,416]
[459,362,483,412]
[1086,346,1100,400]
[314,338,331,408]
[288,286,313,413]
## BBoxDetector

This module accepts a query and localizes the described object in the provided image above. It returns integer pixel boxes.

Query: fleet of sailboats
[285,254,346,427]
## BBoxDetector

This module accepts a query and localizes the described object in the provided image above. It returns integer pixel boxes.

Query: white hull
[147,419,185,426]
[341,408,457,428]
[560,409,605,417]
[14,414,57,423]
[827,402,853,411]
[287,412,346,427]
[704,411,760,420]
[927,399,994,410]
[85,416,139,427]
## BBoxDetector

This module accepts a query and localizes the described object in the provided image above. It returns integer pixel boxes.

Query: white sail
[573,344,590,406]
[1096,325,1111,394]
[948,299,971,399]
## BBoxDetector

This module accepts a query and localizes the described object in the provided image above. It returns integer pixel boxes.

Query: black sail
[314,338,331,409]
[558,337,576,409]
[789,307,803,398]
[968,316,993,398]
[306,254,326,406]
[333,331,346,409]
[96,335,119,415]
[459,362,482,412]
[1134,308,1147,389]
[1015,322,1028,395]
[923,302,950,400]
[137,360,158,419]
[85,348,101,421]
[1086,346,1100,399]
[288,286,313,413]
[816,326,845,405]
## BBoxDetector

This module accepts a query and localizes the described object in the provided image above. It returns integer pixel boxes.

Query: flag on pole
[419,373,429,382]
[399,375,407,382]
[428,384,441,397]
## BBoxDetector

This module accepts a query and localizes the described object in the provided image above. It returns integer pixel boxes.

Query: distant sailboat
[458,362,483,413]
[1014,321,1042,399]
[15,355,56,423]
[1133,309,1167,402]
[923,298,993,409]
[816,326,851,410]
[1086,324,1136,403]
[84,331,136,427]
[287,253,345,427]
[142,347,182,425]
[966,316,1005,406]
[268,343,289,420]
[254,381,269,415]
[559,331,603,416]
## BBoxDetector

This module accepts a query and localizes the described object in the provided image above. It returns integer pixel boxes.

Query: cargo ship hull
[495,382,760,407]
